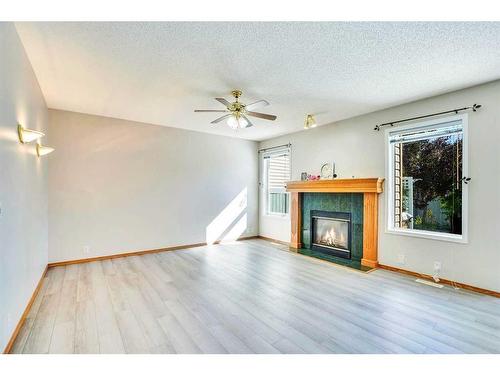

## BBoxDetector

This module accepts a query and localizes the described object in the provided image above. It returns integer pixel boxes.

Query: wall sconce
[36,144,55,157]
[17,124,45,144]
[17,123,55,157]
[304,114,317,129]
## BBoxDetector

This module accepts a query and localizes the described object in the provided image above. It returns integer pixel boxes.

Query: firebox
[310,210,352,259]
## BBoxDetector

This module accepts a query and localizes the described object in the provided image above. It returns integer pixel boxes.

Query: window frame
[385,113,469,243]
[261,146,291,218]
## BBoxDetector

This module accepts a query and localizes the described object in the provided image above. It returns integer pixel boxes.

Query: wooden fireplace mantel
[286,178,384,268]
[286,178,384,193]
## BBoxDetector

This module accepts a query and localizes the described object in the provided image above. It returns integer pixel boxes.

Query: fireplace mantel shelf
[286,178,384,193]
[286,178,385,269]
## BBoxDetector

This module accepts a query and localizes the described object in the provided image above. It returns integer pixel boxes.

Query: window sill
[386,227,467,244]
[264,213,290,220]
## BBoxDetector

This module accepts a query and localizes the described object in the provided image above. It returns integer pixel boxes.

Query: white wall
[259,80,500,292]
[48,110,259,262]
[0,23,49,351]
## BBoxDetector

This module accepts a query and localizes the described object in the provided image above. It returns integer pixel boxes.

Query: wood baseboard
[378,264,500,298]
[47,243,207,268]
[3,265,48,354]
[48,235,259,268]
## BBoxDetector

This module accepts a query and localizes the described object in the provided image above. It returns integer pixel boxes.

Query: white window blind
[262,145,291,215]
[265,152,291,191]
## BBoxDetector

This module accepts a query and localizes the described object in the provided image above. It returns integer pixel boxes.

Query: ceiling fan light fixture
[304,114,317,129]
[227,115,249,129]
[195,90,276,129]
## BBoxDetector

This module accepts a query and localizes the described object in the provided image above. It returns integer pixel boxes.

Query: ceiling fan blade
[194,109,229,113]
[242,115,253,128]
[246,111,277,121]
[215,97,232,108]
[211,114,232,124]
[245,100,269,111]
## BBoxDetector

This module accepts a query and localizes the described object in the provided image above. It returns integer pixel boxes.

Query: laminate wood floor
[12,239,500,354]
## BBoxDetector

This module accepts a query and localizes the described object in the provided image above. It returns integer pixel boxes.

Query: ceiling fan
[194,90,277,129]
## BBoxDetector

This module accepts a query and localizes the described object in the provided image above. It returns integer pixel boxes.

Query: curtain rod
[258,143,291,153]
[374,104,482,131]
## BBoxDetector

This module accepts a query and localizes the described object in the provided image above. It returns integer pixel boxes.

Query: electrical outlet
[83,246,90,254]
[397,254,405,265]
[434,261,442,272]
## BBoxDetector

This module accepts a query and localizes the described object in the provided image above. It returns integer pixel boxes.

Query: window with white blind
[386,114,468,242]
[262,146,291,215]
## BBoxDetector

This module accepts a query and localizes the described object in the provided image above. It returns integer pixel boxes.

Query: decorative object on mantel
[299,173,321,181]
[300,162,338,182]
[374,104,482,131]
[320,162,337,180]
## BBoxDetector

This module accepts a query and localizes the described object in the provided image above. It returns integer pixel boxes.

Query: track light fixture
[304,114,317,129]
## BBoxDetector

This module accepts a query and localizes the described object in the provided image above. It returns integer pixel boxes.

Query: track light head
[17,124,45,144]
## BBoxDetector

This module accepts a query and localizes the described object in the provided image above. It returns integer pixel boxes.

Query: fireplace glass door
[310,210,351,259]
[313,218,349,250]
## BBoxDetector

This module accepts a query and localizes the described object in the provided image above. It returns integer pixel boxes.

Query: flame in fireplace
[320,226,347,248]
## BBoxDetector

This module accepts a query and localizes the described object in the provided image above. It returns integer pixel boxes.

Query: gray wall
[259,80,500,292]
[0,23,49,350]
[48,110,259,262]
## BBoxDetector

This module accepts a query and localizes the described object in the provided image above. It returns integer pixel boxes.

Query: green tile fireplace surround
[300,192,371,271]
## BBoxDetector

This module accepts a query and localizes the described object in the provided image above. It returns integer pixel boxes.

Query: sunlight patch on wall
[220,213,247,243]
[206,187,247,245]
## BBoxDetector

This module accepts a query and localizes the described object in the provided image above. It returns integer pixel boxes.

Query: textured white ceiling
[15,22,500,141]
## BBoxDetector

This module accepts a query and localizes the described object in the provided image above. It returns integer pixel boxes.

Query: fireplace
[310,210,352,259]
[287,179,384,268]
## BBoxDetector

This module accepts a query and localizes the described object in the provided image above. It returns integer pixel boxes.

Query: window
[386,115,468,242]
[262,146,291,215]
